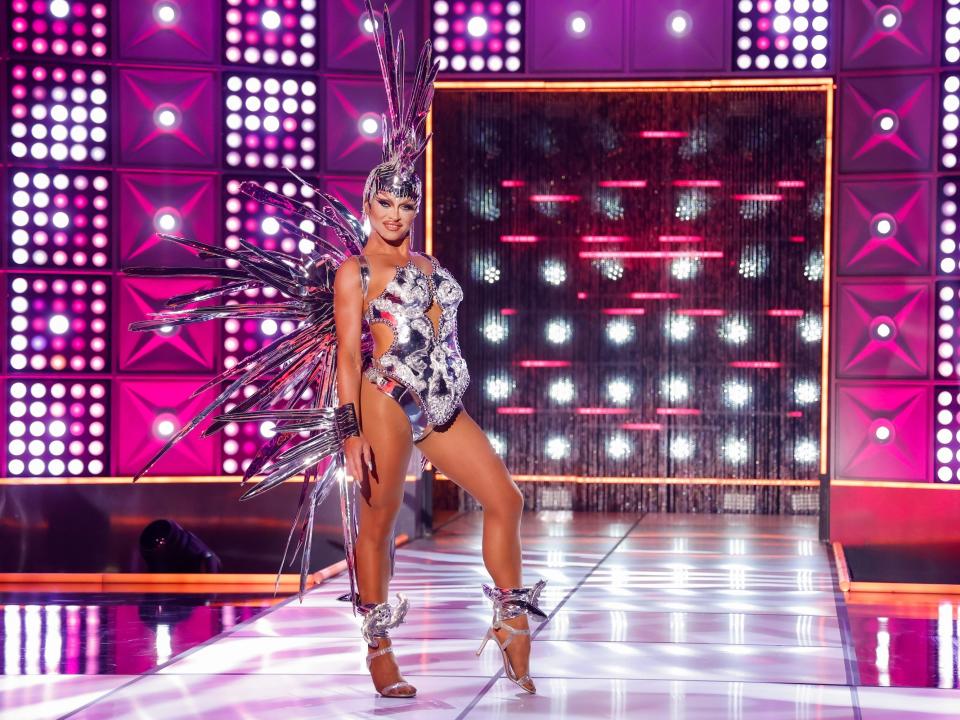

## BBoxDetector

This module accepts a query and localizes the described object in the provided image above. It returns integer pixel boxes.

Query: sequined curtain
[431,86,827,493]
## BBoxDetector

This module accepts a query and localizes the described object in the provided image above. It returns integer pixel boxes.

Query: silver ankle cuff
[358,593,410,646]
[481,579,547,623]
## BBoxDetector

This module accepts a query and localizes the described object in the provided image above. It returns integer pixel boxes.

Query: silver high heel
[476,580,547,694]
[359,593,416,698]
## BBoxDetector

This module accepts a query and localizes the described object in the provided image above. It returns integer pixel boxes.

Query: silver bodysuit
[358,252,470,441]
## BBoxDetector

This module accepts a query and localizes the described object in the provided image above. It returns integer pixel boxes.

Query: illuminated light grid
[946,0,960,64]
[223,73,317,171]
[7,275,110,373]
[8,62,109,163]
[9,0,109,59]
[8,170,110,269]
[942,74,960,171]
[935,387,960,483]
[224,175,321,258]
[431,0,524,73]
[939,178,960,275]
[224,0,318,68]
[733,0,830,72]
[5,379,109,477]
[936,281,960,378]
[222,382,312,474]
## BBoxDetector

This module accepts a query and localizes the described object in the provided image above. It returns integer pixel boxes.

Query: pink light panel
[9,0,109,58]
[7,275,109,373]
[8,170,110,269]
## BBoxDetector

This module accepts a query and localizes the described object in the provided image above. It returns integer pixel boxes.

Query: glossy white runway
[7,512,960,719]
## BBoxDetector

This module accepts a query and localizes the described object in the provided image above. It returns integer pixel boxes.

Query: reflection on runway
[3,512,960,719]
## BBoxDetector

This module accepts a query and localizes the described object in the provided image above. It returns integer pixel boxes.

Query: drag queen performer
[125,1,546,700]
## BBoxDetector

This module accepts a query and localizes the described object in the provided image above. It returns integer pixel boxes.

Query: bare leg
[415,407,534,689]
[355,377,415,696]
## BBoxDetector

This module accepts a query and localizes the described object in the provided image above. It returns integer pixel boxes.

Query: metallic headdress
[361,0,440,210]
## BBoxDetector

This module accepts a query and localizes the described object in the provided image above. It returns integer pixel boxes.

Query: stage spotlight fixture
[794,380,819,405]
[607,434,632,459]
[875,5,901,31]
[567,12,590,36]
[467,16,488,37]
[140,519,222,573]
[545,318,572,344]
[361,10,379,35]
[153,413,179,439]
[666,10,692,37]
[153,1,179,25]
[358,113,381,139]
[872,421,894,443]
[873,110,898,135]
[482,316,508,343]
[153,103,181,131]
[871,214,896,237]
[870,317,896,341]
[606,317,635,345]
[154,208,181,233]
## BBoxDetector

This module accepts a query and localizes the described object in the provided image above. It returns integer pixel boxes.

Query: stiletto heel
[477,580,547,694]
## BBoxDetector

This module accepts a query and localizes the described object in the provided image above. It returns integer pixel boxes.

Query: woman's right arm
[333,257,373,482]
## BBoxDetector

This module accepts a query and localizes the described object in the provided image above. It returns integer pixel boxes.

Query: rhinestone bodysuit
[358,253,470,441]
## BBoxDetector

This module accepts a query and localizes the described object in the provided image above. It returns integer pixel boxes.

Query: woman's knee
[485,475,524,517]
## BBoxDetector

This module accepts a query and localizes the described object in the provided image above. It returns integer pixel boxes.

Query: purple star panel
[117,69,217,167]
[326,0,416,71]
[7,274,110,374]
[223,174,322,257]
[223,0,319,68]
[8,169,111,270]
[430,0,524,73]
[9,0,109,59]
[117,0,218,63]
[223,73,318,171]
[734,0,831,72]
[117,172,217,267]
[432,88,827,479]
[8,61,109,164]
[840,0,934,70]
[4,378,109,477]
[117,277,216,373]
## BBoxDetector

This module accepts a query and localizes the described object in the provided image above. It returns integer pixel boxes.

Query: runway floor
[3,511,960,718]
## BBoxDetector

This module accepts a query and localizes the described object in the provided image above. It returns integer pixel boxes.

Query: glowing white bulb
[607,378,633,405]
[262,10,281,30]
[467,16,488,37]
[156,109,177,129]
[794,380,819,405]
[795,441,818,463]
[670,437,694,460]
[545,319,571,344]
[261,319,278,336]
[156,420,176,437]
[485,376,512,400]
[874,425,891,442]
[568,13,589,35]
[606,317,635,345]
[48,315,70,335]
[666,315,694,342]
[548,378,575,404]
[662,376,689,403]
[260,421,277,438]
[154,1,179,25]
[723,380,751,408]
[483,318,508,343]
[545,436,570,460]
[359,115,380,137]
[50,0,70,19]
[667,11,691,36]
[723,438,749,464]
[155,212,178,232]
[607,434,632,459]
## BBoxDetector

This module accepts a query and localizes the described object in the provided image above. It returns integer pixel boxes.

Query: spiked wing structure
[125,172,371,601]
[126,2,441,606]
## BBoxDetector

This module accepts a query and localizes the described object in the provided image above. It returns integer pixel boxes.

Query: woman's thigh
[357,377,414,512]
[415,407,520,510]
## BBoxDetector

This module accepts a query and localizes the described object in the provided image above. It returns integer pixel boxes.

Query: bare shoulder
[334,256,361,293]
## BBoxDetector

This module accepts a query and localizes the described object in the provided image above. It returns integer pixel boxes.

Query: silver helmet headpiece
[361,0,441,214]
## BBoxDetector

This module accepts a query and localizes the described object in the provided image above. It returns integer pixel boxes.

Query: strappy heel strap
[357,592,410,647]
[481,579,548,625]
